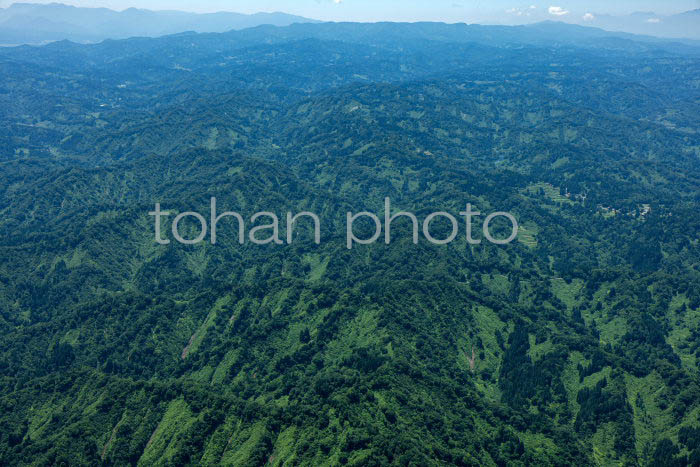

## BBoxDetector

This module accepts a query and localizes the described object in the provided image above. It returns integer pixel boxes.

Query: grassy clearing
[550,278,583,310]
[138,399,197,466]
[523,182,574,205]
[219,421,268,466]
[518,222,539,248]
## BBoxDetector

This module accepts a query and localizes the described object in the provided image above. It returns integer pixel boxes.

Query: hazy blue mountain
[579,9,700,40]
[0,2,320,45]
[495,8,699,41]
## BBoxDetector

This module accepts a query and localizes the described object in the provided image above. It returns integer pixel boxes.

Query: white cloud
[646,18,661,23]
[582,13,595,21]
[548,6,569,16]
[333,0,343,4]
[506,5,537,17]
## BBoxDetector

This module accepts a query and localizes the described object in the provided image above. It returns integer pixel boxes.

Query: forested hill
[1,21,700,466]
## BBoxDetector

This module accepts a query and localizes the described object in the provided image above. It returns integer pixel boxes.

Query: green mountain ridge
[0,21,699,466]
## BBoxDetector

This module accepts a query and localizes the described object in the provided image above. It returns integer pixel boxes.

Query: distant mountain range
[579,9,700,40]
[0,3,699,46]
[0,2,320,45]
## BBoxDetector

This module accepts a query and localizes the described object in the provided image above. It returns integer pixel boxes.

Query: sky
[1,0,698,22]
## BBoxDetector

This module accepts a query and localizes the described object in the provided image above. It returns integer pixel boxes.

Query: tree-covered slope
[0,21,699,466]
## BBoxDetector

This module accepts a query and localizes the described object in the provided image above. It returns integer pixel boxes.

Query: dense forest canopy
[0,19,699,466]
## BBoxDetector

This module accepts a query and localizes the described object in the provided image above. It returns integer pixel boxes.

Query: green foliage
[0,20,699,466]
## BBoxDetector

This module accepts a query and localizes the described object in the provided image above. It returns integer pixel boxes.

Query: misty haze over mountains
[0,2,699,46]
[0,2,319,45]
[580,9,700,40]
